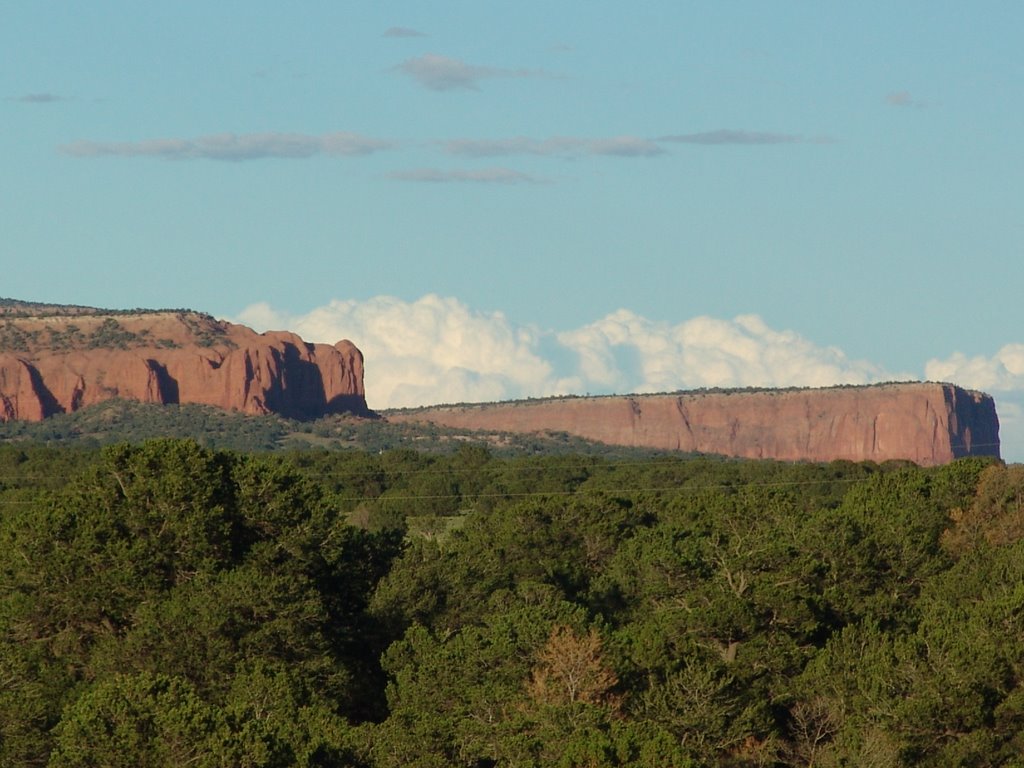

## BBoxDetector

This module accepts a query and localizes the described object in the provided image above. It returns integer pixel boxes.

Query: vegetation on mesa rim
[381,380,943,415]
[0,317,174,353]
[0,311,230,353]
[0,297,203,317]
[1,437,1022,766]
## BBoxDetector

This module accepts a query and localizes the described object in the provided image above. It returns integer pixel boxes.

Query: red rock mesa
[387,383,1000,466]
[0,308,367,421]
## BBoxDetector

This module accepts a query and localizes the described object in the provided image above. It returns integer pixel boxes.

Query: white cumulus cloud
[236,296,561,408]
[557,311,891,395]
[234,295,901,412]
[926,345,1024,462]
[925,345,1024,391]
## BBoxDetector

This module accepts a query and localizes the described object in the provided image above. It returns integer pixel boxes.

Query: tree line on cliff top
[2,440,1024,766]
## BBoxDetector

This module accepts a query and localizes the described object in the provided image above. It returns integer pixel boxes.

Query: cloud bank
[234,295,897,411]
[60,132,394,161]
[234,296,1024,459]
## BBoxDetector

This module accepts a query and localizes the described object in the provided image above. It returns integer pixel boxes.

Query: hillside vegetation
[1,439,1023,766]
[0,398,677,456]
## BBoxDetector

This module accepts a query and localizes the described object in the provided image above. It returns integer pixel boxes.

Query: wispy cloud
[886,90,926,108]
[395,53,551,91]
[8,92,64,103]
[60,131,395,161]
[384,26,426,38]
[442,135,665,158]
[388,167,544,184]
[235,295,899,410]
[658,130,830,145]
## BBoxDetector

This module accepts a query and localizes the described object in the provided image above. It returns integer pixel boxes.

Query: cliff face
[388,383,1000,466]
[0,310,367,421]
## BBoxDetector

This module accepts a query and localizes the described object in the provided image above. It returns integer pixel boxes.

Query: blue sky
[3,2,1023,458]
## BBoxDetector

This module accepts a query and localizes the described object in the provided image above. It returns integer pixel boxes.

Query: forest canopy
[0,440,1021,766]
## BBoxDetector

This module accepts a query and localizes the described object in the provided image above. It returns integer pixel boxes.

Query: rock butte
[0,309,367,421]
[387,383,1001,466]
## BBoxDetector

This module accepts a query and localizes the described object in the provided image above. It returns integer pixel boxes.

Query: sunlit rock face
[388,383,1000,466]
[0,309,367,420]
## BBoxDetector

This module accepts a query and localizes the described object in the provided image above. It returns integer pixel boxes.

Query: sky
[3,2,1023,459]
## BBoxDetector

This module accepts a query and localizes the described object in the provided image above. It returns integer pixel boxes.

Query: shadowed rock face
[0,310,368,420]
[388,383,1001,466]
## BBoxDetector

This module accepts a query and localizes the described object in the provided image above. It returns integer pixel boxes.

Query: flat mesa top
[0,297,197,318]
[385,381,985,416]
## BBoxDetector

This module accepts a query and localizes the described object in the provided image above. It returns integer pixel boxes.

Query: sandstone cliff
[387,383,1000,466]
[0,308,367,420]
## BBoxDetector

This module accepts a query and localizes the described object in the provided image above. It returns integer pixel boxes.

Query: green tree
[0,440,398,764]
[48,673,225,768]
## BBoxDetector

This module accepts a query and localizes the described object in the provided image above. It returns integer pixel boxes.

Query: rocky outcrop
[0,310,367,420]
[388,383,1000,466]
